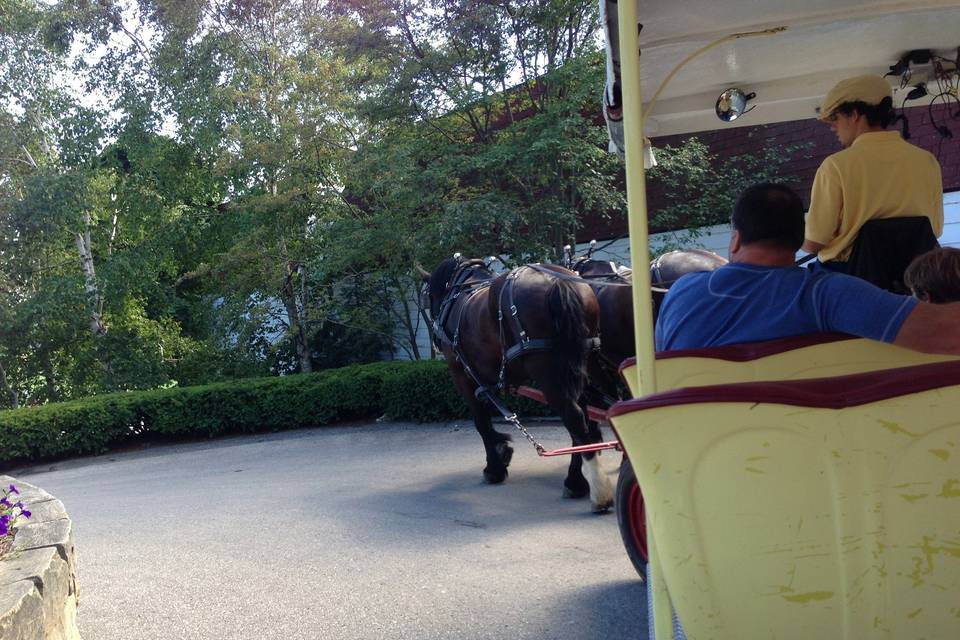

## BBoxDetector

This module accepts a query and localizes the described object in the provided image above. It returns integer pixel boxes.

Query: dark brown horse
[573,248,729,404]
[419,256,614,512]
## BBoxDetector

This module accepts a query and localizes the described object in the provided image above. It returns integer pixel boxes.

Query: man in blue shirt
[656,183,959,354]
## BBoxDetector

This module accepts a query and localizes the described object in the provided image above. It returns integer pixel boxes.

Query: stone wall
[0,476,80,640]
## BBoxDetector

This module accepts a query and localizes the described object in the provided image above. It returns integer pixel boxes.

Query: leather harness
[429,261,600,403]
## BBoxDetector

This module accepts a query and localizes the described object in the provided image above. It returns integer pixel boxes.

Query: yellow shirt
[806,131,944,262]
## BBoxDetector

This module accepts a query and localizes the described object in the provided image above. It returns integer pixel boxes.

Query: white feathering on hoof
[582,453,614,512]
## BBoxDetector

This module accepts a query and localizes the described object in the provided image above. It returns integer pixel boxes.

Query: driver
[656,182,960,354]
[802,75,944,270]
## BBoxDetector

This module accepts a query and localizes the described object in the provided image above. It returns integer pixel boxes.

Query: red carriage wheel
[616,457,648,576]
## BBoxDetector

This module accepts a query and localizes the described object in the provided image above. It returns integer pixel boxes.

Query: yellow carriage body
[606,1,960,636]
[609,334,960,638]
[609,361,960,639]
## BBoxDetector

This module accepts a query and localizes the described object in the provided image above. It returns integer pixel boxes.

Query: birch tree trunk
[0,360,19,409]
[388,276,422,360]
[280,264,312,374]
[40,348,57,402]
[74,211,107,337]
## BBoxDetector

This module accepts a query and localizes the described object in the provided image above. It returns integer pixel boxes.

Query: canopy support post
[616,1,657,398]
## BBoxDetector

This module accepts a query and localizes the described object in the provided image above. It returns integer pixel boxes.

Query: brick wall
[579,103,960,242]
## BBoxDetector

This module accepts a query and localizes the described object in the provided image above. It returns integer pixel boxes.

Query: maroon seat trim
[608,359,960,418]
[618,333,857,376]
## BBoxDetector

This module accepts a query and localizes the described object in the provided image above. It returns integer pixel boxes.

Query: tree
[0,0,112,401]
[0,0,244,400]
[322,0,620,357]
[102,0,373,374]
[645,137,812,253]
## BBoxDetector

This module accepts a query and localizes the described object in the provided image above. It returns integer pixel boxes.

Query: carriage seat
[608,360,960,639]
[619,332,960,396]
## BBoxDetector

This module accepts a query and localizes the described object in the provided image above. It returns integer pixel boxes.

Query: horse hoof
[591,499,614,514]
[562,485,589,499]
[495,442,514,466]
[483,468,508,484]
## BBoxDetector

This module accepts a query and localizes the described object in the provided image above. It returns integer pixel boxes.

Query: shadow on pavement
[341,465,618,549]
[540,579,648,640]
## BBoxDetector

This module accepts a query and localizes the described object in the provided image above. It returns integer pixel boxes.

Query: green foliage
[0,0,816,406]
[0,359,561,466]
[331,53,625,357]
[646,137,812,253]
[379,360,468,422]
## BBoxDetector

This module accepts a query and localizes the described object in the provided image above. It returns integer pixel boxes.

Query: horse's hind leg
[571,417,614,513]
[562,400,602,499]
[563,453,590,499]
[581,415,613,512]
[565,410,609,497]
[546,392,614,512]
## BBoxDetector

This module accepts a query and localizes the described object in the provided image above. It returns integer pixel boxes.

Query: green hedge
[0,360,552,466]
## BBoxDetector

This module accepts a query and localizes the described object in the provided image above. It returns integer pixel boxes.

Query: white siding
[583,223,733,267]
[396,191,960,360]
[938,190,960,247]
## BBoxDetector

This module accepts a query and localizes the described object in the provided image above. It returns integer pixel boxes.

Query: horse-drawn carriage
[602,0,960,637]
[418,247,726,514]
[422,0,960,636]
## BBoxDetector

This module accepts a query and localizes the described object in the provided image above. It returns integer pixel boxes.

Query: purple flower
[7,484,18,495]
[0,514,9,537]
[20,509,31,519]
[0,497,9,508]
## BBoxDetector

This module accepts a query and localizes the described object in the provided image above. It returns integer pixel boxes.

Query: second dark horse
[419,256,614,512]
[573,248,729,403]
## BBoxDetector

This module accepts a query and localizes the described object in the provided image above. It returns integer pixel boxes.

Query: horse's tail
[548,278,594,402]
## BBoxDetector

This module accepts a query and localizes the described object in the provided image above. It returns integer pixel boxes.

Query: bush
[0,359,554,466]
[380,360,469,421]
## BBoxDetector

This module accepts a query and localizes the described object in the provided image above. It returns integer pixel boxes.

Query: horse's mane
[430,258,459,291]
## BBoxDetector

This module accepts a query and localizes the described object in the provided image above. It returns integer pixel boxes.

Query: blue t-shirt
[655,263,918,351]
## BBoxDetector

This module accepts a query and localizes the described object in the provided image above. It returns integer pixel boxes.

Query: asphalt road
[13,420,647,640]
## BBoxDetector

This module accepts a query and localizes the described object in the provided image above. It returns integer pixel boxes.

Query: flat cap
[818,75,893,121]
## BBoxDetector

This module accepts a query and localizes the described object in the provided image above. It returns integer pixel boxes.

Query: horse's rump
[423,256,612,510]
[427,258,599,394]
[651,249,728,287]
[488,266,599,396]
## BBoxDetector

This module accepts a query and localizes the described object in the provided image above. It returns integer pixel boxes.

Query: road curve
[14,421,647,640]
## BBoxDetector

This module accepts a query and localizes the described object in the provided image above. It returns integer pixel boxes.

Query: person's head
[904,247,960,303]
[818,75,896,147]
[729,183,805,261]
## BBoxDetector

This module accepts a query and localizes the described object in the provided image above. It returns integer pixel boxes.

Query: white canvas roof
[618,1,960,136]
